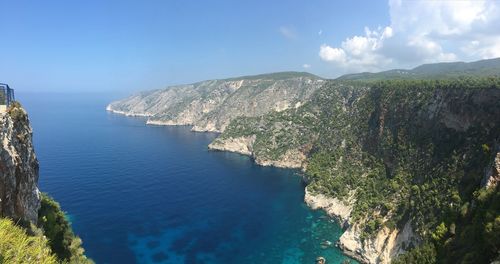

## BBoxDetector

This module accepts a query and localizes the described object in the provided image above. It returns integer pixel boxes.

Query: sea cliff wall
[203,80,500,263]
[0,105,40,224]
[108,67,500,263]
[107,72,324,133]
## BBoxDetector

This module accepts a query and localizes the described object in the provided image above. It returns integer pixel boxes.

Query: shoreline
[106,105,152,117]
[105,106,367,263]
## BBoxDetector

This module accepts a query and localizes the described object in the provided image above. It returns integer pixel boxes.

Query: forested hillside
[213,77,500,263]
[338,58,500,81]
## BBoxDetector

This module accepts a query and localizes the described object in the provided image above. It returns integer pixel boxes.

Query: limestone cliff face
[107,72,323,132]
[215,80,500,263]
[208,136,256,156]
[482,144,500,188]
[304,187,354,229]
[338,221,419,264]
[0,105,40,224]
[208,137,307,169]
[108,65,500,263]
[305,187,421,264]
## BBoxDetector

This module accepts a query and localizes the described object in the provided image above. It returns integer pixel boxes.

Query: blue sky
[1,0,499,93]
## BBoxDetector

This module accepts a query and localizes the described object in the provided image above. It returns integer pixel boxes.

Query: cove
[20,92,356,264]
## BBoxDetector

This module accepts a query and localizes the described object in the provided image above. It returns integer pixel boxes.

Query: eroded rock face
[209,136,307,169]
[208,136,256,156]
[0,107,40,224]
[254,149,306,169]
[339,221,419,264]
[305,187,420,264]
[109,71,500,263]
[107,73,323,133]
[304,187,353,229]
[483,151,500,188]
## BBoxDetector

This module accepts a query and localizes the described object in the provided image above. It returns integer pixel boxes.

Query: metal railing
[0,83,15,106]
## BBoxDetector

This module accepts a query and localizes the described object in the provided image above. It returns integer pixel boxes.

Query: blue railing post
[0,83,15,106]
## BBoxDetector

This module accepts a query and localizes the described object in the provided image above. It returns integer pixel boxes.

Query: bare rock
[0,107,40,224]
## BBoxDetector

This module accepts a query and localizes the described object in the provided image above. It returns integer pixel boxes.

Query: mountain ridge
[337,57,500,81]
[107,71,325,132]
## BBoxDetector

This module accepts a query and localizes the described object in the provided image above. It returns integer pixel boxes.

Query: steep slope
[338,57,500,81]
[107,72,324,132]
[108,59,500,263]
[212,78,500,263]
[0,103,40,224]
[0,218,56,263]
[0,103,92,263]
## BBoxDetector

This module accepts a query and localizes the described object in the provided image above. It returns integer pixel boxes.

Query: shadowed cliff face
[0,104,40,224]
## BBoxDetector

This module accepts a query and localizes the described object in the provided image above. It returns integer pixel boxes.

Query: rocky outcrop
[208,136,256,156]
[209,136,307,169]
[0,105,40,224]
[339,221,419,264]
[254,149,306,169]
[482,145,500,188]
[105,105,152,117]
[304,187,353,228]
[107,72,323,132]
[305,187,420,264]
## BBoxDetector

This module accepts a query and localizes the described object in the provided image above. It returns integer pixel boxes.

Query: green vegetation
[0,194,93,264]
[337,57,500,81]
[7,101,27,121]
[220,77,500,263]
[0,218,57,264]
[395,184,500,263]
[38,193,94,264]
[224,71,322,81]
[392,243,437,264]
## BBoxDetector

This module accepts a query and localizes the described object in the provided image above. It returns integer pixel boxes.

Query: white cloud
[279,26,297,39]
[320,0,500,71]
[319,44,346,63]
[303,64,311,69]
[318,30,323,36]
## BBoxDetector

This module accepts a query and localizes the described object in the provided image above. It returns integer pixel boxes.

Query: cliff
[107,72,324,132]
[0,104,40,224]
[109,59,500,263]
[214,78,500,263]
[0,103,93,263]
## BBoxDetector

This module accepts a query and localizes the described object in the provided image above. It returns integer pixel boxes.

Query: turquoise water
[20,92,356,264]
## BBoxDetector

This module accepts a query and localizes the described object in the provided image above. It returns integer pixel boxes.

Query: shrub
[0,218,56,264]
[6,101,26,121]
[38,193,94,264]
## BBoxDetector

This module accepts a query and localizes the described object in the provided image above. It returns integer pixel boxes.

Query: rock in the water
[315,256,326,264]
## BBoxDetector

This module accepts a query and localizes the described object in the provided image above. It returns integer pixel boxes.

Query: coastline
[105,105,152,117]
[106,105,372,263]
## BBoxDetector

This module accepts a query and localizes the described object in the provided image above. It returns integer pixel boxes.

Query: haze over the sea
[2,0,499,93]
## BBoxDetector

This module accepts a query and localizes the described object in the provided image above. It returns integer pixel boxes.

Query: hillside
[337,58,500,81]
[109,59,500,263]
[107,72,324,132]
[212,78,500,263]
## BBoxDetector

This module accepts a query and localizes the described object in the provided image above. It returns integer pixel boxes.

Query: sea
[19,92,356,264]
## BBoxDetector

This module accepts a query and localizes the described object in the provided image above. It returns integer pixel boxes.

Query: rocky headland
[108,59,500,263]
[0,103,92,263]
[0,105,40,224]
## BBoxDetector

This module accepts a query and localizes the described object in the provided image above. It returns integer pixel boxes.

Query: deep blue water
[19,92,355,264]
